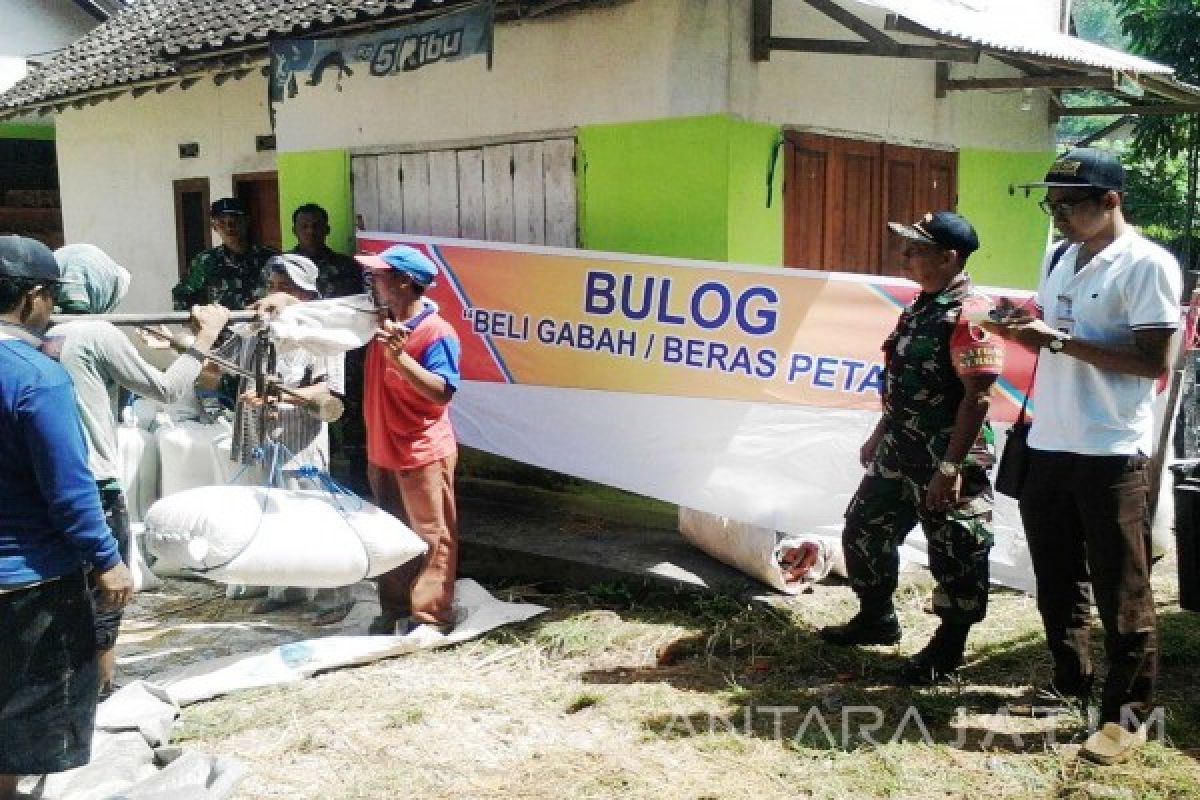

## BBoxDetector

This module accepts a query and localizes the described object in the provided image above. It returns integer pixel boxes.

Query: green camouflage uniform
[844,273,1000,625]
[293,246,364,299]
[171,243,278,311]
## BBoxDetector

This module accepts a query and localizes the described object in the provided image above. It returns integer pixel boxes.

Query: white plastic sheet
[451,382,1038,593]
[158,579,547,706]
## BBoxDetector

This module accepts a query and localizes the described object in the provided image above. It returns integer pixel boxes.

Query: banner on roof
[356,233,1037,421]
[268,1,494,109]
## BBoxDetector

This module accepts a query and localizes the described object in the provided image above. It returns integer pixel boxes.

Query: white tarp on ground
[19,580,545,798]
[154,579,547,706]
[18,682,244,800]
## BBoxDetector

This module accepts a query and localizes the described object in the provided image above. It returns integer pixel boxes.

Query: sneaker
[819,611,902,646]
[1006,680,1093,717]
[1080,722,1147,765]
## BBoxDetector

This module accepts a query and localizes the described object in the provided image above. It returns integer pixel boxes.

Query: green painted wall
[578,115,783,265]
[276,149,354,253]
[957,147,1056,290]
[0,122,54,141]
[726,123,784,266]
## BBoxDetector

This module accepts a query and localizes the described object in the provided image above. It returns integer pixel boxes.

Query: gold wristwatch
[937,461,961,477]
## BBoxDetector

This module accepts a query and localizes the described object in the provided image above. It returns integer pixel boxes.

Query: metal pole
[49,310,260,327]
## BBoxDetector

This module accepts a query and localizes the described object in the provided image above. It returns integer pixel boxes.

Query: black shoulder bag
[993,241,1070,499]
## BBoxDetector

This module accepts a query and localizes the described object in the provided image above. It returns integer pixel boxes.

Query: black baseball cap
[1023,147,1125,192]
[0,234,69,283]
[887,211,980,257]
[210,197,248,216]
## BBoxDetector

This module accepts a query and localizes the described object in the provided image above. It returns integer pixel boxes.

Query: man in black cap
[820,212,1005,687]
[171,196,278,310]
[983,148,1181,764]
[0,235,132,798]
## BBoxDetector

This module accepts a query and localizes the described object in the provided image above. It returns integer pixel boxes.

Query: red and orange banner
[358,234,1038,422]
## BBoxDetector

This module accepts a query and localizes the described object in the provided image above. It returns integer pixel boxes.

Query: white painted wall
[276,0,734,152]
[278,0,1057,154]
[728,0,1058,151]
[55,76,275,311]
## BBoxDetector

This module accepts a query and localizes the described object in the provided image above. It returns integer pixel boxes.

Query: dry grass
[137,558,1200,800]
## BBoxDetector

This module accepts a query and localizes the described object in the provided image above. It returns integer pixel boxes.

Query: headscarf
[54,244,131,314]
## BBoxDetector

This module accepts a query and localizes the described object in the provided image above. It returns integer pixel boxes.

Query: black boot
[820,608,902,646]
[900,621,970,686]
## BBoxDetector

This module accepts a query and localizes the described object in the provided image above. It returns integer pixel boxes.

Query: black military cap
[210,197,249,216]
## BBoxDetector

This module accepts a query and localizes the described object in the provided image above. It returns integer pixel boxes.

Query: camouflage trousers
[843,466,994,625]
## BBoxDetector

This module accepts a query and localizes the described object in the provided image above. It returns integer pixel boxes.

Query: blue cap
[358,245,439,287]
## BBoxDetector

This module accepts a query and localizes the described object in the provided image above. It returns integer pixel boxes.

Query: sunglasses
[1038,196,1096,216]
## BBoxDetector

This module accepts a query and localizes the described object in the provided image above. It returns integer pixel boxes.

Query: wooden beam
[753,0,772,62]
[935,61,949,99]
[1057,103,1200,116]
[802,0,894,46]
[766,37,979,62]
[1075,115,1135,146]
[942,74,1116,91]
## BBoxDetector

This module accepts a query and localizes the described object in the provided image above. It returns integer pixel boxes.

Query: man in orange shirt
[356,246,461,636]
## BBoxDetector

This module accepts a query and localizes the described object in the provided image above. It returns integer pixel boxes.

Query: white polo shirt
[1029,230,1182,456]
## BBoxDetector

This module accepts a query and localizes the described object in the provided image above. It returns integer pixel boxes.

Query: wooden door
[785,133,957,275]
[172,177,211,280]
[785,133,881,274]
[881,145,958,275]
[233,171,281,251]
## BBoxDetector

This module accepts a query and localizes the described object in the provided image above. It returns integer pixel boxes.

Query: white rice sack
[127,523,163,592]
[155,418,232,497]
[678,507,844,594]
[142,486,427,588]
[117,423,159,524]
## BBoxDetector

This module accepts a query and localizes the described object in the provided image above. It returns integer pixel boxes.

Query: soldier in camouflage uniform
[290,203,364,299]
[171,197,277,311]
[820,211,1005,686]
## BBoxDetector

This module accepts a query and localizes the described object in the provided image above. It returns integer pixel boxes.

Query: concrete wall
[54,76,275,311]
[728,0,1058,152]
[276,0,733,153]
[578,114,782,265]
[276,0,1058,155]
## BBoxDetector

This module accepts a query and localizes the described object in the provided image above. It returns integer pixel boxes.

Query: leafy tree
[1113,0,1200,268]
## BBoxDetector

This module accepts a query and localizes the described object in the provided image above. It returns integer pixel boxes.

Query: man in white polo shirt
[986,148,1181,765]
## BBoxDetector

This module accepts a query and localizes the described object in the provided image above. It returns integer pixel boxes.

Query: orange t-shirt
[364,312,460,470]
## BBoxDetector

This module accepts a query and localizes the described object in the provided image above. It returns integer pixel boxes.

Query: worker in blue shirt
[0,235,132,797]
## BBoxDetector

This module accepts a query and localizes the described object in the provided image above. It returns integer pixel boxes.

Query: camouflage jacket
[291,246,363,298]
[172,244,278,311]
[875,273,1003,478]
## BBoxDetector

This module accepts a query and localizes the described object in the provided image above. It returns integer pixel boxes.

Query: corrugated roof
[851,0,1175,75]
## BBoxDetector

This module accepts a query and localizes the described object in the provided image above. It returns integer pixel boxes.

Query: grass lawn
[172,556,1200,799]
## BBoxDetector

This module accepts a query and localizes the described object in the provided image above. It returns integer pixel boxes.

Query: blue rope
[286,463,364,512]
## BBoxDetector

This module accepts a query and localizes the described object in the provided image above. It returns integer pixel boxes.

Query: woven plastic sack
[142,486,427,588]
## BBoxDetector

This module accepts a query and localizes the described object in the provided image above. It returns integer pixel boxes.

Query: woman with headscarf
[50,244,228,697]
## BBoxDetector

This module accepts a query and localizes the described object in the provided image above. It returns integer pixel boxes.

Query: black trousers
[1019,448,1157,725]
[89,486,131,651]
